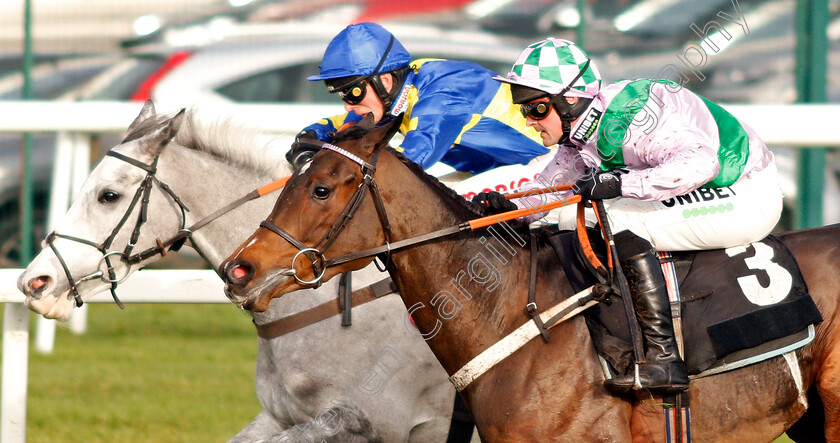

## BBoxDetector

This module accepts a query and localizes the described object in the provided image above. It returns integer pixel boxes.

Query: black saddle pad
[541,228,823,375]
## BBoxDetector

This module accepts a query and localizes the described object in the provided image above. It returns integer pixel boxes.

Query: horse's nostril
[232,266,248,280]
[225,261,254,285]
[30,276,49,292]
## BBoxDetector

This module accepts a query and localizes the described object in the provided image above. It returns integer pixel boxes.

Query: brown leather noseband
[258,142,393,287]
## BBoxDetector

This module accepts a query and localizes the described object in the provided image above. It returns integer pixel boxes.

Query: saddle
[540,227,823,378]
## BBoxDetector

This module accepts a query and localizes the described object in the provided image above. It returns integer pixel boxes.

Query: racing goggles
[338,80,368,105]
[520,98,553,120]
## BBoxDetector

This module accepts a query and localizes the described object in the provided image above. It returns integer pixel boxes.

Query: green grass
[22,304,261,442]
[4,303,805,442]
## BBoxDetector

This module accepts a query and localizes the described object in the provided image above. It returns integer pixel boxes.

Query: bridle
[45,148,288,308]
[45,150,190,308]
[258,142,393,287]
[258,141,501,287]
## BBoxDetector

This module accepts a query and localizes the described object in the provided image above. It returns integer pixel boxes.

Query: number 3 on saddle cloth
[544,228,823,378]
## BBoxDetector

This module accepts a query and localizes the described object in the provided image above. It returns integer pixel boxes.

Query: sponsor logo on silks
[570,107,602,145]
[661,186,737,207]
[390,82,413,117]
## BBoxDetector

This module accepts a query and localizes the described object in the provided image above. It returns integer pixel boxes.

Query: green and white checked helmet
[495,38,601,99]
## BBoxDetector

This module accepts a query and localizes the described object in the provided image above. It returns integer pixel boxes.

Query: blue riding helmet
[308,22,411,84]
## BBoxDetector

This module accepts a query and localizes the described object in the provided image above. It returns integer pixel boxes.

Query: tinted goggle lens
[338,82,367,105]
[520,100,552,120]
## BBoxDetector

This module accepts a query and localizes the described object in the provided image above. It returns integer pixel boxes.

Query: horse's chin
[25,292,75,322]
[242,291,275,312]
[229,269,295,312]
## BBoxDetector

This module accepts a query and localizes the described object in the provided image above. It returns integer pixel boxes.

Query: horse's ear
[357,113,376,130]
[371,114,403,150]
[140,109,186,157]
[124,100,156,137]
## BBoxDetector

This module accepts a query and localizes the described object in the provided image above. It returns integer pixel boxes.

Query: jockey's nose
[222,260,254,287]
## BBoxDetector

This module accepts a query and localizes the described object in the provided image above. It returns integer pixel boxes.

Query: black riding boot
[604,231,690,394]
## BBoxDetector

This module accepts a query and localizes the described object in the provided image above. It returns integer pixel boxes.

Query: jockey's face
[524,96,579,147]
[342,73,393,123]
[524,97,562,146]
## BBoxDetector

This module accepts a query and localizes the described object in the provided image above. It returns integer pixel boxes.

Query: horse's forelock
[329,121,484,218]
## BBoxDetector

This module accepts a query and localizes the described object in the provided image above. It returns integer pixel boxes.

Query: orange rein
[257,176,290,197]
[468,194,581,230]
[467,184,611,275]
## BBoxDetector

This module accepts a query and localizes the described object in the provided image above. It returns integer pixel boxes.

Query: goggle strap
[557,59,591,97]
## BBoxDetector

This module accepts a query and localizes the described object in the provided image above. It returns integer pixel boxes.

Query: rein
[262,144,629,390]
[47,148,289,308]
[259,142,395,286]
[258,143,586,284]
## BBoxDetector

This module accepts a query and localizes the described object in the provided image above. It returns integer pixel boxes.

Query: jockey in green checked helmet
[499,38,602,146]
[489,37,783,395]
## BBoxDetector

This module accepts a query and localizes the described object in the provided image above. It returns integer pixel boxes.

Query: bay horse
[221,114,840,442]
[17,102,480,442]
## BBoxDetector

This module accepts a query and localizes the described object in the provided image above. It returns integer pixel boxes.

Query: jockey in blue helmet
[287,22,548,175]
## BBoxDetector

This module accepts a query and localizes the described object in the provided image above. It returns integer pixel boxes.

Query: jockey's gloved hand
[286,129,322,169]
[471,191,517,215]
[574,169,622,200]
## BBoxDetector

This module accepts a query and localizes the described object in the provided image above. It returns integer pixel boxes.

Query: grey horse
[17,102,479,442]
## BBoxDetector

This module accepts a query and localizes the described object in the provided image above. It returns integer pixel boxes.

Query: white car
[79,23,528,112]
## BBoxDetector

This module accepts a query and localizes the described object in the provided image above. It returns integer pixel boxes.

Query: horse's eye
[312,186,331,200]
[98,191,121,204]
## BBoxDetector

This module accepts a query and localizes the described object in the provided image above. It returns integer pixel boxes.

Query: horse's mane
[386,146,486,218]
[177,110,292,176]
[126,109,291,177]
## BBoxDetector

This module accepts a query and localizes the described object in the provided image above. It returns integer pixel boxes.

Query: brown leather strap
[526,233,550,343]
[254,278,397,339]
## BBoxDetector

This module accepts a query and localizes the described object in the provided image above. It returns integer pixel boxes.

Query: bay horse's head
[221,114,402,311]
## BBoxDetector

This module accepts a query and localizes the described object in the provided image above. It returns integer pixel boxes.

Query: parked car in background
[0,54,119,266]
[138,23,526,109]
[0,23,531,265]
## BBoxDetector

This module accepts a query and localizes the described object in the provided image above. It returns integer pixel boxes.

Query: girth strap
[254,277,398,339]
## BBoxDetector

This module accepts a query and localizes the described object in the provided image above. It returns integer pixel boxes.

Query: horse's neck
[158,145,280,269]
[378,153,577,375]
[157,146,346,324]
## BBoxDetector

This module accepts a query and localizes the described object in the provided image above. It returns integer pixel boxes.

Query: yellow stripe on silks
[453,114,482,145]
[482,84,544,146]
[318,114,349,130]
[410,58,444,72]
